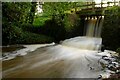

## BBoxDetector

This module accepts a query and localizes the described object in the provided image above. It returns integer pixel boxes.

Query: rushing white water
[86,18,97,37]
[85,16,104,37]
[60,16,103,51]
[3,44,117,78]
[2,43,55,61]
[62,36,102,51]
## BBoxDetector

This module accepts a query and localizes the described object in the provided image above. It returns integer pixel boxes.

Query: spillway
[62,16,104,51]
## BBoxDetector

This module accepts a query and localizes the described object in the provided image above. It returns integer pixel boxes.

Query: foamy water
[62,36,102,50]
[3,36,118,78]
[2,42,55,61]
[3,44,115,78]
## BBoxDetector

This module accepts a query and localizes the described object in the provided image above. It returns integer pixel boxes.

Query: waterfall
[61,16,104,51]
[85,16,104,37]
[86,18,97,37]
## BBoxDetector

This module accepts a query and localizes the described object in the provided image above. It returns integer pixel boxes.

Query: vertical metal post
[119,1,120,6]
[87,1,88,8]
[101,0,103,8]
[92,1,95,12]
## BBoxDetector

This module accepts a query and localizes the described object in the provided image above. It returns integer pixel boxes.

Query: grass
[33,16,52,27]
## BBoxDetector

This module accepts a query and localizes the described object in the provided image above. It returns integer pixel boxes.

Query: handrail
[76,1,119,8]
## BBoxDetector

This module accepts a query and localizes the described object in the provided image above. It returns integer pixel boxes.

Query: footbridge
[75,1,120,19]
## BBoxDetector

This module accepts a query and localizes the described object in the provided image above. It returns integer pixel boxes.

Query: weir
[85,16,104,37]
[62,16,104,51]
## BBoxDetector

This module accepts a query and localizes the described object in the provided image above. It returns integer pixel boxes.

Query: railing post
[92,1,95,12]
[114,0,116,6]
[101,2,103,8]
[74,2,77,12]
[107,2,110,7]
[87,2,88,8]
[119,1,120,6]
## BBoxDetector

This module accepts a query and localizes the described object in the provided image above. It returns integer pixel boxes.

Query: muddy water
[2,45,64,78]
[2,44,105,78]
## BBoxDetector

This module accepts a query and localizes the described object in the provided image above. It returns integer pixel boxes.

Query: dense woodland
[2,2,120,52]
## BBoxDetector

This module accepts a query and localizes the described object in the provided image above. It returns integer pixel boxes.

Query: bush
[116,48,120,58]
[18,31,54,44]
[38,13,82,42]
[33,16,51,27]
[42,18,66,42]
[2,24,23,45]
[21,23,33,32]
[2,23,54,45]
[101,6,120,50]
[63,13,82,38]
[116,48,120,54]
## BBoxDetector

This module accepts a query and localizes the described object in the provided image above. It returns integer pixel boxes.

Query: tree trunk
[29,2,37,24]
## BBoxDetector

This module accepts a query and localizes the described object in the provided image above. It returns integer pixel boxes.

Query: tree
[2,2,32,24]
[2,2,32,45]
[28,2,37,24]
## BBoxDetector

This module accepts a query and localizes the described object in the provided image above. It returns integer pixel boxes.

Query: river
[2,36,112,78]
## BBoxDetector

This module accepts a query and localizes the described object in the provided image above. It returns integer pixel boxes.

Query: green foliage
[42,2,84,16]
[2,2,40,45]
[2,2,84,45]
[42,18,66,42]
[43,2,71,16]
[63,13,82,38]
[21,23,33,32]
[102,6,120,50]
[116,48,120,57]
[105,6,120,16]
[116,48,120,54]
[2,2,32,24]
[40,13,82,41]
[2,24,23,45]
[2,24,54,45]
[64,14,80,32]
[33,16,52,27]
[19,32,54,44]
[28,2,37,24]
